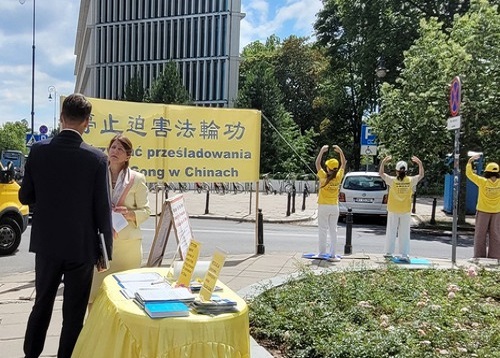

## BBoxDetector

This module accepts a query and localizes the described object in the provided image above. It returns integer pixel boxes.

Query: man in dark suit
[19,93,113,358]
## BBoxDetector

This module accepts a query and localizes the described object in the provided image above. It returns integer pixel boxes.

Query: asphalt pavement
[0,190,495,358]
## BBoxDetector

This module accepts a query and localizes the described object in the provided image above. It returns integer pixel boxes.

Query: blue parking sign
[360,124,377,146]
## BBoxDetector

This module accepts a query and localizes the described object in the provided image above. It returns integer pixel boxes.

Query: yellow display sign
[176,240,201,288]
[199,251,226,302]
[81,97,261,182]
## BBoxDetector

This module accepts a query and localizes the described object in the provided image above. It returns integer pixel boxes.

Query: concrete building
[74,0,244,107]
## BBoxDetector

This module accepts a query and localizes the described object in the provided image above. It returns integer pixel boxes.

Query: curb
[189,214,317,224]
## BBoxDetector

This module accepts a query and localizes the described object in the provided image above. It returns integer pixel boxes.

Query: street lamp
[48,86,57,132]
[375,56,387,79]
[19,0,36,138]
[375,56,388,112]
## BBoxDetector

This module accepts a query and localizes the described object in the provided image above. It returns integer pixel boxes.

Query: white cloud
[0,0,322,127]
[240,0,322,49]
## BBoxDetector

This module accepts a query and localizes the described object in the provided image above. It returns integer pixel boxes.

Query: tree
[123,73,145,102]
[371,0,500,223]
[314,0,475,170]
[146,61,191,105]
[237,58,316,175]
[0,122,29,153]
[274,36,326,134]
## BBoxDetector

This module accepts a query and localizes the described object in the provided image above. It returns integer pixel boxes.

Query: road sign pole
[449,76,461,265]
[451,128,460,264]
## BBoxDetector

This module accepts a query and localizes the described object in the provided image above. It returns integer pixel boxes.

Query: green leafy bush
[249,266,500,358]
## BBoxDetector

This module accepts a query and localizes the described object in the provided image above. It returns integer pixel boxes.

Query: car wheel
[0,217,22,255]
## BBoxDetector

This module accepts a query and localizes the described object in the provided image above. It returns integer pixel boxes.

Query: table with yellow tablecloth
[72,268,250,358]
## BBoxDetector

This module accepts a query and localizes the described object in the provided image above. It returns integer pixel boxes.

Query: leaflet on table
[119,281,172,299]
[135,286,195,303]
[189,281,222,293]
[113,272,165,283]
[112,211,128,232]
[134,299,190,318]
[190,294,238,314]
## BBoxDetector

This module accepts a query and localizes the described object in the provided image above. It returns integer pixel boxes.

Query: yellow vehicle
[0,162,29,255]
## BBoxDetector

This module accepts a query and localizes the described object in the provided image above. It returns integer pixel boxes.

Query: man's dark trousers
[23,254,94,358]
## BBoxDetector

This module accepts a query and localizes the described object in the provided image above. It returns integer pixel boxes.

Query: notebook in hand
[96,233,110,272]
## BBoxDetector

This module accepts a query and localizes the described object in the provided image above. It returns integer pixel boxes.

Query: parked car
[0,162,29,255]
[0,150,26,182]
[339,171,388,218]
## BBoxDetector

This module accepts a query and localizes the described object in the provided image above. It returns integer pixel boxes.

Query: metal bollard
[257,209,265,254]
[204,190,210,214]
[412,193,417,214]
[286,192,291,216]
[430,197,437,225]
[291,186,296,214]
[344,208,353,255]
[301,189,307,211]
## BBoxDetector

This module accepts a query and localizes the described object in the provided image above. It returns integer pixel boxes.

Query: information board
[146,194,194,267]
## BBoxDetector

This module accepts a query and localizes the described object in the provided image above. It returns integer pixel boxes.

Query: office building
[74,0,244,107]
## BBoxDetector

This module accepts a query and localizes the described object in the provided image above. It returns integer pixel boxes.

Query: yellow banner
[81,97,261,182]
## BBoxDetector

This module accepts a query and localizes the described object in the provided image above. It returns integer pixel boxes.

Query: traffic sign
[360,145,377,156]
[26,134,42,146]
[39,125,48,134]
[447,116,461,130]
[449,76,461,117]
[360,124,377,146]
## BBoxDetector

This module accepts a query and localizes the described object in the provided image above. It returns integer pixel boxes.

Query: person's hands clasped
[114,205,134,221]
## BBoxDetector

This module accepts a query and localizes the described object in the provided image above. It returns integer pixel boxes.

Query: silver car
[339,171,388,217]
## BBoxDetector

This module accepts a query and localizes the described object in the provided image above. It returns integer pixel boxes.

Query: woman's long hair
[322,167,338,187]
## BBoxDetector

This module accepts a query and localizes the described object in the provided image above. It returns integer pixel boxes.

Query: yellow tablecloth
[72,268,250,358]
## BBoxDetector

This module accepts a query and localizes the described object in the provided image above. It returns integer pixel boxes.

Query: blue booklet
[135,300,190,318]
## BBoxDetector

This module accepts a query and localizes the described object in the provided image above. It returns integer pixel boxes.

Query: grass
[249,264,500,358]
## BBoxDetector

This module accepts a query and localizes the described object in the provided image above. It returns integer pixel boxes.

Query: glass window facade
[75,0,244,107]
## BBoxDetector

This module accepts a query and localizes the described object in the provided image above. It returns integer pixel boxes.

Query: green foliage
[370,0,500,221]
[250,266,500,357]
[123,72,145,102]
[0,122,29,153]
[313,0,480,170]
[237,52,317,174]
[274,36,326,134]
[146,61,191,105]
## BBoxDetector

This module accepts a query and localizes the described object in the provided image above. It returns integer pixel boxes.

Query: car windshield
[343,175,387,191]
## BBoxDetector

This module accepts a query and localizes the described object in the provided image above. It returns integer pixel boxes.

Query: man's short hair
[61,93,92,123]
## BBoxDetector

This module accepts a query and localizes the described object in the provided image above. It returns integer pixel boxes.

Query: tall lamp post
[370,57,388,170]
[48,86,57,132]
[375,56,388,101]
[20,0,36,138]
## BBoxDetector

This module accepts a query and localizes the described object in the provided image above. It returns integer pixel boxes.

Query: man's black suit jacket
[19,130,113,262]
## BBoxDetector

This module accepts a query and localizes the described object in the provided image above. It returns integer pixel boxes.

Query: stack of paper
[134,286,195,304]
[189,281,222,293]
[191,296,238,315]
[135,300,190,318]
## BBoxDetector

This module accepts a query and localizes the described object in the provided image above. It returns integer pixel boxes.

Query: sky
[0,0,323,132]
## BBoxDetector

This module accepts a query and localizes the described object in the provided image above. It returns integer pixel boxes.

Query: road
[0,217,474,274]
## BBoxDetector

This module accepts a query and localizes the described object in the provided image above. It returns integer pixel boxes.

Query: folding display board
[147,194,194,267]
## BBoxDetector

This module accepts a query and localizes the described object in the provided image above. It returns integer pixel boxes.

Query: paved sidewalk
[0,192,485,358]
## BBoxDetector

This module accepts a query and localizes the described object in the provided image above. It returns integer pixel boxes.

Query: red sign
[449,76,461,116]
